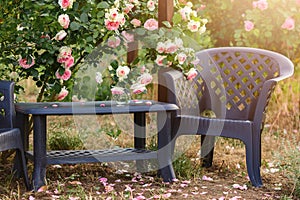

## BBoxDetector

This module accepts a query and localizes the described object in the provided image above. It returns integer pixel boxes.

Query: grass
[0,68,299,199]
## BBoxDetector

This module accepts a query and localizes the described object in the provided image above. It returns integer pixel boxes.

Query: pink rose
[156,42,165,53]
[57,46,72,63]
[64,56,74,68]
[131,83,147,94]
[57,86,69,101]
[147,0,156,11]
[252,0,268,11]
[155,55,166,66]
[296,0,300,5]
[107,36,121,48]
[144,19,158,31]
[165,41,178,54]
[58,14,70,29]
[105,20,120,31]
[281,17,295,30]
[124,3,134,13]
[140,66,146,73]
[55,30,67,41]
[111,87,125,95]
[116,65,130,80]
[137,73,153,85]
[56,69,72,81]
[130,19,141,27]
[58,0,74,10]
[186,68,198,80]
[19,56,35,69]
[121,31,134,43]
[176,53,187,64]
[187,20,200,32]
[244,20,254,31]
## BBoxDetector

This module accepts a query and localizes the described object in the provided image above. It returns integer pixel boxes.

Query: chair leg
[244,141,260,187]
[252,132,263,186]
[15,150,31,190]
[200,135,215,168]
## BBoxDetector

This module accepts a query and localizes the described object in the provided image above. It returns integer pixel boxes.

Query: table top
[15,100,179,115]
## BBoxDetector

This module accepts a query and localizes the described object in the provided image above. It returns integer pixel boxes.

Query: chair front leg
[200,135,215,168]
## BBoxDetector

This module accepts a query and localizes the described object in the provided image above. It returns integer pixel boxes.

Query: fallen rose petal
[37,185,48,192]
[29,196,35,200]
[162,193,172,198]
[182,180,191,184]
[229,196,242,200]
[202,175,213,181]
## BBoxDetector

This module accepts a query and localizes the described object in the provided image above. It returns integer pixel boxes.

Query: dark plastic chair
[0,80,30,190]
[162,47,294,187]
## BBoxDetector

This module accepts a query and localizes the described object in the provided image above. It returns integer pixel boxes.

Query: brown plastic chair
[161,47,294,187]
[0,80,30,190]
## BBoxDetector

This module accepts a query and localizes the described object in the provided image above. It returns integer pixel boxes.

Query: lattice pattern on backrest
[198,49,280,120]
[0,81,14,128]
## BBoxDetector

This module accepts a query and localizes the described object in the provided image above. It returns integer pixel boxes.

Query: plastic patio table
[15,100,178,191]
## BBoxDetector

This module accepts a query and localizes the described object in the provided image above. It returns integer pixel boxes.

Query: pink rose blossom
[131,19,141,27]
[111,87,125,95]
[156,42,165,53]
[140,66,146,73]
[186,68,198,80]
[58,14,70,29]
[165,41,178,54]
[56,69,72,81]
[147,0,156,11]
[155,55,167,66]
[64,56,74,68]
[187,20,200,32]
[176,53,187,64]
[244,20,254,31]
[57,87,69,101]
[252,0,268,10]
[107,36,121,48]
[131,83,147,94]
[116,65,130,80]
[281,17,295,30]
[124,3,134,13]
[55,30,67,41]
[121,31,134,42]
[296,0,300,5]
[58,0,74,10]
[144,18,158,31]
[19,56,35,69]
[105,20,120,31]
[137,73,153,85]
[57,46,72,63]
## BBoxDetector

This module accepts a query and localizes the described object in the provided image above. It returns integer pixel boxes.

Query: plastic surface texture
[0,80,30,190]
[162,47,294,187]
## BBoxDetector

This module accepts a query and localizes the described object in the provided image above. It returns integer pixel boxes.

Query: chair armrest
[252,79,277,133]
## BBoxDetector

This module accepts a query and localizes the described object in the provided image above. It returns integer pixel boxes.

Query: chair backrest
[0,81,16,128]
[163,47,294,120]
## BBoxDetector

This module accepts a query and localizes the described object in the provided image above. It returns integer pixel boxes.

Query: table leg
[33,115,47,191]
[157,111,175,182]
[134,112,146,172]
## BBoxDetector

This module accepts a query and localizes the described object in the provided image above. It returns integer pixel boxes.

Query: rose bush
[0,0,212,102]
[200,0,300,63]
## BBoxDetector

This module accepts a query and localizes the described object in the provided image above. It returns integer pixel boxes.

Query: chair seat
[175,115,253,140]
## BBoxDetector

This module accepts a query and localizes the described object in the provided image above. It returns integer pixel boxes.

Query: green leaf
[70,22,81,31]
[162,21,172,28]
[80,13,89,23]
[97,2,110,9]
